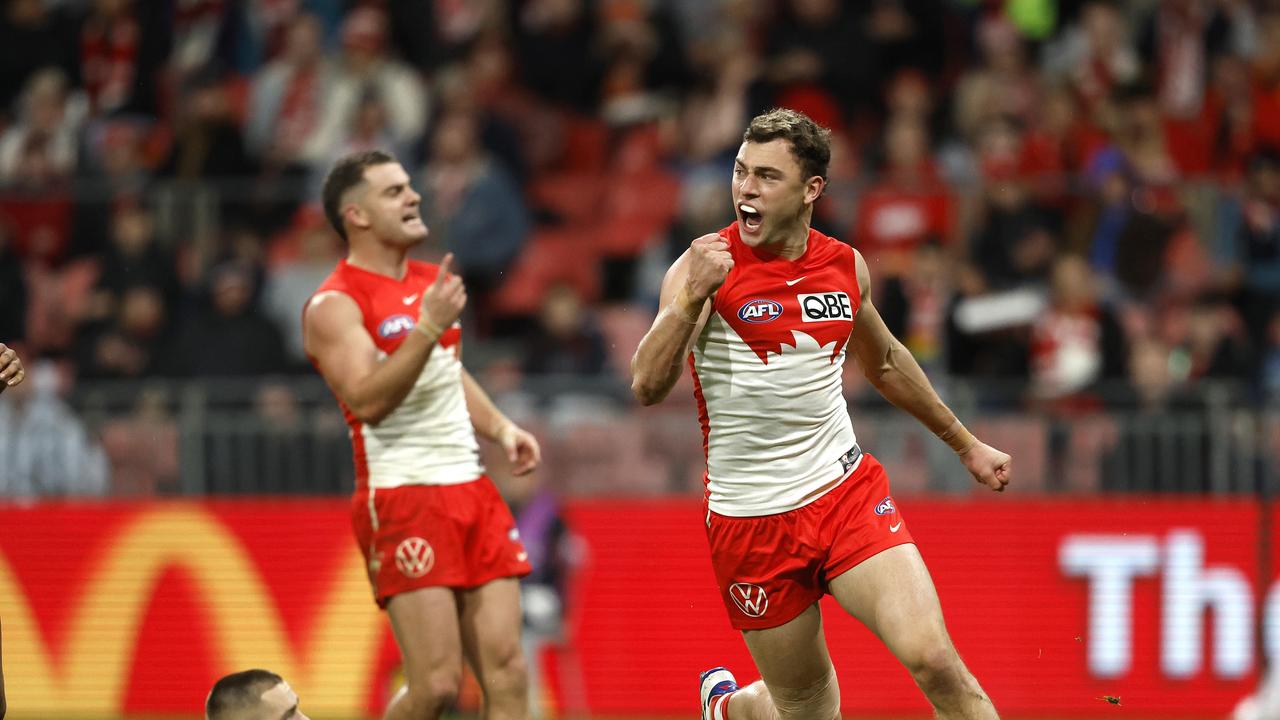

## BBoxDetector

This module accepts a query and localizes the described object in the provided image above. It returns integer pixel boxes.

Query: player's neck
[760,219,811,261]
[346,238,409,280]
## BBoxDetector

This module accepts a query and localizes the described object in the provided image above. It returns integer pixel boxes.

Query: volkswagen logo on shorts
[729,582,769,618]
[874,496,897,516]
[737,299,782,324]
[395,537,435,578]
[379,314,416,339]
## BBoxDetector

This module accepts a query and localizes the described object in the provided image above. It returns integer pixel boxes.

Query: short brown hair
[743,108,832,182]
[321,149,396,241]
[206,669,283,719]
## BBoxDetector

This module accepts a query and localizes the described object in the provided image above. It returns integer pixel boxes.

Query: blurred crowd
[3,0,1280,493]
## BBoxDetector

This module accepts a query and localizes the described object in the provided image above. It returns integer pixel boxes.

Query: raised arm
[304,254,465,426]
[631,234,733,405]
[846,249,1011,492]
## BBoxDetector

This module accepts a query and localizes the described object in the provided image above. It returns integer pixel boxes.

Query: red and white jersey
[306,259,482,492]
[691,223,863,517]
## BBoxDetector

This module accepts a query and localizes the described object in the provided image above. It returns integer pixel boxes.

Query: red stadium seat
[529,172,606,224]
[491,229,601,317]
[597,169,680,258]
[557,114,610,173]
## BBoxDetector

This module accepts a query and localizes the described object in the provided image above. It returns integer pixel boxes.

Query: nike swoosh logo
[403,294,418,305]
[785,276,806,286]
[889,521,902,533]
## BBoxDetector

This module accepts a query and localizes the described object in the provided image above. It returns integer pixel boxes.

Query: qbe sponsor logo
[798,292,853,322]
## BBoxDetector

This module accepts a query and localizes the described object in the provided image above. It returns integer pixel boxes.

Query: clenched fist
[685,234,734,302]
[960,441,1011,492]
[0,343,24,393]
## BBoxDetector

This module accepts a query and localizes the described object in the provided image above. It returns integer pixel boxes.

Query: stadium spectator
[264,219,343,367]
[88,204,181,320]
[0,0,80,118]
[854,112,953,275]
[0,67,85,188]
[1225,147,1280,348]
[165,261,288,377]
[205,669,309,720]
[966,117,1060,291]
[245,13,334,231]
[419,110,529,334]
[953,15,1039,145]
[0,359,108,496]
[521,283,610,379]
[1028,254,1127,404]
[74,284,170,380]
[512,0,601,113]
[300,7,427,172]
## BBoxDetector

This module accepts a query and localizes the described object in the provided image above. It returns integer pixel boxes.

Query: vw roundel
[378,314,416,339]
[737,299,783,324]
[874,496,897,516]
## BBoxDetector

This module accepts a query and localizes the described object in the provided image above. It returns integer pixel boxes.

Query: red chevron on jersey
[713,223,861,364]
[305,259,482,492]
[691,222,864,517]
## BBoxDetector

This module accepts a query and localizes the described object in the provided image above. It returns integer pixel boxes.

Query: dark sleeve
[876,276,909,339]
[1098,307,1129,381]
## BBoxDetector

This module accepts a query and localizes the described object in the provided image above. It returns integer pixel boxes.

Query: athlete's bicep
[303,291,381,406]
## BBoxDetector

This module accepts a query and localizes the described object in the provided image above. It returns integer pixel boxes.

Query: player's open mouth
[402,212,423,226]
[739,204,762,232]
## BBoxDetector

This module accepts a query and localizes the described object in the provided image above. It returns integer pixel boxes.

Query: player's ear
[805,175,826,205]
[345,202,370,231]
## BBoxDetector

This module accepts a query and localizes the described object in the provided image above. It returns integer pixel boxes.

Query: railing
[1,374,1275,498]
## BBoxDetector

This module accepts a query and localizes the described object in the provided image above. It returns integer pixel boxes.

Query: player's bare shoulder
[851,247,871,305]
[302,290,369,363]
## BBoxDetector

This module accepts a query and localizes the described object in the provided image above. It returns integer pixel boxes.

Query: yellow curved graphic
[0,506,383,714]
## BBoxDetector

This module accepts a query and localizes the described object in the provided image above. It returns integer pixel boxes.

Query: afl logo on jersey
[378,314,416,339]
[737,299,783,323]
[874,496,897,516]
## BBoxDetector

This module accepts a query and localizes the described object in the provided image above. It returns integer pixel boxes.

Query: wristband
[939,419,977,455]
[416,317,445,342]
[670,288,702,324]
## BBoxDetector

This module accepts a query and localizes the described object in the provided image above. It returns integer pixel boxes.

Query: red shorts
[705,453,914,630]
[351,477,531,608]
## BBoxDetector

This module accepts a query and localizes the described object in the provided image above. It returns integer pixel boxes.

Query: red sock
[711,690,736,720]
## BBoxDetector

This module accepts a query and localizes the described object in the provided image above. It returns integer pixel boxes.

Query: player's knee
[769,670,840,720]
[905,642,966,690]
[405,670,462,716]
[483,643,529,696]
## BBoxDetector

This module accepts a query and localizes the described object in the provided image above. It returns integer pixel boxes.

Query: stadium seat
[491,229,601,317]
[529,172,606,224]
